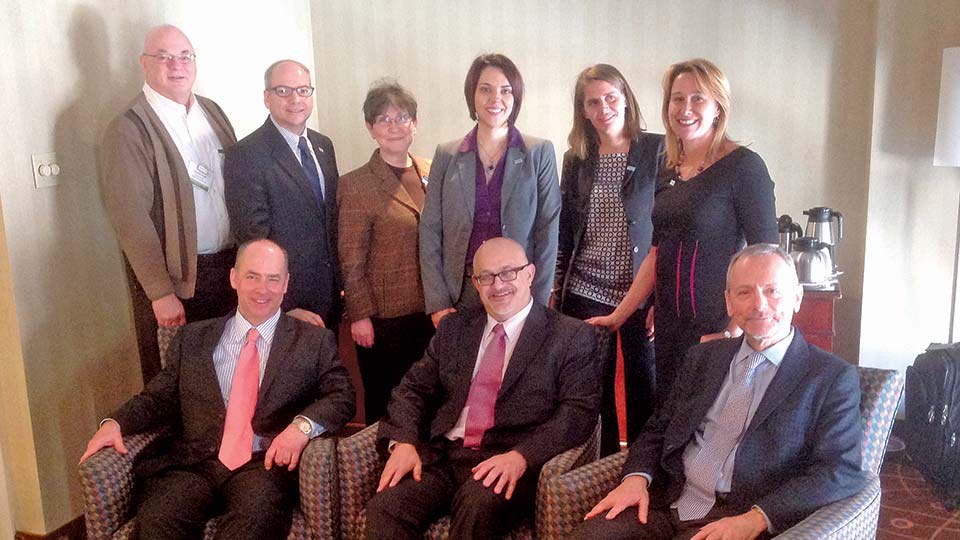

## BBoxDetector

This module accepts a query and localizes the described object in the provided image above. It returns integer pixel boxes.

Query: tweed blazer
[419,132,561,313]
[99,92,236,300]
[337,149,431,322]
[623,330,867,532]
[114,313,356,477]
[378,303,600,469]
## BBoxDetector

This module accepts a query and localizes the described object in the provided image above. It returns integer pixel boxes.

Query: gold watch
[292,416,312,437]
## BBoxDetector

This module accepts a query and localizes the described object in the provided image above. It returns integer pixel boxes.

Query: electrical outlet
[32,152,61,188]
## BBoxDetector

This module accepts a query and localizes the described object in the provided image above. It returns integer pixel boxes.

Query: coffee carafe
[790,237,836,289]
[802,207,843,272]
[777,215,803,253]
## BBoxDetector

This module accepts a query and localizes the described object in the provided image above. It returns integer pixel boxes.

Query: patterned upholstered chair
[538,366,904,540]
[79,324,342,540]
[336,421,601,540]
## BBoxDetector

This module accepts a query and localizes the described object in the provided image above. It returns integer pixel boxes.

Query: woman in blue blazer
[554,64,662,455]
[419,53,560,326]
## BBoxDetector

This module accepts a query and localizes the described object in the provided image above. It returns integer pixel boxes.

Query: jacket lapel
[455,149,477,221]
[743,332,811,437]
[623,138,644,188]
[370,149,420,215]
[257,315,294,405]
[500,145,526,217]
[263,118,323,212]
[673,339,741,442]
[200,316,233,417]
[497,304,547,398]
[451,310,489,408]
[309,130,337,205]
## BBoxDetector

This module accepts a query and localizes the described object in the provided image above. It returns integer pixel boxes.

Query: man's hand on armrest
[79,419,126,464]
[584,475,650,523]
[377,442,422,492]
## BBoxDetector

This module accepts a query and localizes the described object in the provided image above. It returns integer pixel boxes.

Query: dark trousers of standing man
[126,248,236,383]
[364,441,538,540]
[561,293,655,455]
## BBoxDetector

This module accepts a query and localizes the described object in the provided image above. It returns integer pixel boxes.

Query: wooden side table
[794,288,842,352]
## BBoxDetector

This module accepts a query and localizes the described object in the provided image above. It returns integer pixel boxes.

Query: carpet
[878,460,960,539]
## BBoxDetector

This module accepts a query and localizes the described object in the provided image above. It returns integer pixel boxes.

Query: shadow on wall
[49,5,147,512]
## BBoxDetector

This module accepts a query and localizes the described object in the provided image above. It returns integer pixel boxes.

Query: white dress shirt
[143,83,231,254]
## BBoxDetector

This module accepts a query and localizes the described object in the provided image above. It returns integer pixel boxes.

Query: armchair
[336,421,601,540]
[540,366,904,540]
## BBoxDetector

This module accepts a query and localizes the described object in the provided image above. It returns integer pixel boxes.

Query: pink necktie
[463,324,506,448]
[218,328,261,470]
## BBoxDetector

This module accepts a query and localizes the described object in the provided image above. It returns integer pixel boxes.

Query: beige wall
[860,1,960,372]
[312,0,877,362]
[0,0,953,534]
[0,0,315,533]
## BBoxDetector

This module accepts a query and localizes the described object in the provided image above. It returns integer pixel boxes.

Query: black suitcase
[905,343,960,509]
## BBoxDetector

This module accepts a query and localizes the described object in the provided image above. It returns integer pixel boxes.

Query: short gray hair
[725,243,796,289]
[263,59,311,90]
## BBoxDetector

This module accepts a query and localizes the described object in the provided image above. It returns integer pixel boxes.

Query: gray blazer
[419,132,560,313]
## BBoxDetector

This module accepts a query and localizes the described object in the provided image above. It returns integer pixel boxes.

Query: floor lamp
[935,47,960,343]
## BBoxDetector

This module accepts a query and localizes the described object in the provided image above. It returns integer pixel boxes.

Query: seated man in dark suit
[569,243,866,540]
[365,237,601,540]
[80,238,355,540]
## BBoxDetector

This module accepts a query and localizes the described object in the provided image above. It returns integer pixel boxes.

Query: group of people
[79,23,866,540]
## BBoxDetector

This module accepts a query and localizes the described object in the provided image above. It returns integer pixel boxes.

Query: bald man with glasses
[224,59,342,331]
[100,24,237,383]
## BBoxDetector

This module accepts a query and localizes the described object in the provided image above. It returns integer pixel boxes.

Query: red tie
[463,324,506,448]
[218,328,261,470]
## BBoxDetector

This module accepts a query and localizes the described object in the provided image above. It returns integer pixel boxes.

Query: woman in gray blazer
[419,53,560,327]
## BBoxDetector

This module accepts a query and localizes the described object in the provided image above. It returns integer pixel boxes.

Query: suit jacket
[113,313,356,476]
[378,303,600,468]
[622,330,866,531]
[224,117,342,323]
[419,133,561,313]
[337,149,431,322]
[554,133,664,309]
[100,92,236,300]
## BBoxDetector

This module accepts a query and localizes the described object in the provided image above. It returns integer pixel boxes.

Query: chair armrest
[773,474,881,540]
[299,436,338,540]
[536,449,627,540]
[78,428,168,540]
[336,423,381,540]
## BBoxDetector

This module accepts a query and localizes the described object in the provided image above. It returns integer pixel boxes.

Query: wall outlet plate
[32,152,60,188]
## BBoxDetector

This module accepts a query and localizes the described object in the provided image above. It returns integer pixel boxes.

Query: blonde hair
[567,64,645,160]
[661,58,731,169]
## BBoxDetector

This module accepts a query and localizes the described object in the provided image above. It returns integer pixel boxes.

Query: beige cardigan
[99,93,236,300]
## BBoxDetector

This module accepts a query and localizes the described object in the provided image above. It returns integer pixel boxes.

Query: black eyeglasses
[267,85,315,98]
[473,264,531,286]
[142,52,196,64]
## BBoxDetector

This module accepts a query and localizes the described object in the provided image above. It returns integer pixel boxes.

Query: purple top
[462,125,525,268]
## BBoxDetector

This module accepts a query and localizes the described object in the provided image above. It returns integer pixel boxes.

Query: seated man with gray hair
[569,244,866,540]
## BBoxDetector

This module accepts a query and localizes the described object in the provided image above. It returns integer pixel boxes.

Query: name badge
[626,165,636,172]
[188,161,211,191]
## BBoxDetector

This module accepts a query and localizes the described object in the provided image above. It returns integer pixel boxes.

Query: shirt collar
[459,124,526,153]
[228,308,282,345]
[483,299,534,343]
[270,115,307,147]
[735,327,795,367]
[143,82,196,116]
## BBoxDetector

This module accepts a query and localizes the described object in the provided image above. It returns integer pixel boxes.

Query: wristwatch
[292,416,313,438]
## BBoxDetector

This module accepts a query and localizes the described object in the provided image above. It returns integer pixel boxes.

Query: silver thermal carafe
[790,237,836,290]
[777,215,803,253]
[802,207,843,273]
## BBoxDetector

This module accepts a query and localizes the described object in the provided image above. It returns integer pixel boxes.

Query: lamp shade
[935,47,960,167]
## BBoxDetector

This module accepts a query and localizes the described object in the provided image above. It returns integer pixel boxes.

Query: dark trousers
[364,442,538,540]
[562,294,655,455]
[568,502,770,540]
[127,248,236,384]
[133,454,297,540]
[356,312,435,425]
